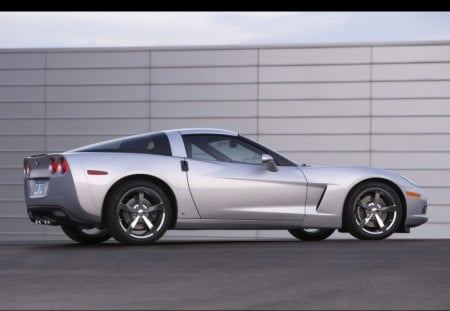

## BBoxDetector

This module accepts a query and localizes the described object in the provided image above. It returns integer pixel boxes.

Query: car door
[182,134,307,221]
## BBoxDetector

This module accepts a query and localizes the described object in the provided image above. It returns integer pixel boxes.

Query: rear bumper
[24,169,101,227]
[27,205,96,228]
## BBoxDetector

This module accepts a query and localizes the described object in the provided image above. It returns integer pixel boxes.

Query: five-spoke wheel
[344,181,403,240]
[104,180,172,245]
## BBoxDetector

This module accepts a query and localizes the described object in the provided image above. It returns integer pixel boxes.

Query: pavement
[1,239,450,310]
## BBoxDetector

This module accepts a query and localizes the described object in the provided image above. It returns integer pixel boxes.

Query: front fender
[299,166,419,228]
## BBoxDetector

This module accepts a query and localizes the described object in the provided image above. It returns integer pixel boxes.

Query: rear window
[75,132,172,156]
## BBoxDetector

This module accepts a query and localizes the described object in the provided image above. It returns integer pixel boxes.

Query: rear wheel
[61,224,111,244]
[344,181,403,240]
[104,179,172,245]
[288,228,335,241]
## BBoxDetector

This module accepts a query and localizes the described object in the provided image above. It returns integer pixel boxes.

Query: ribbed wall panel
[1,42,449,240]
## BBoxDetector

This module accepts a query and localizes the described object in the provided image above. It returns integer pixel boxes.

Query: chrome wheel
[105,179,172,245]
[117,187,166,239]
[345,181,403,240]
[354,187,399,235]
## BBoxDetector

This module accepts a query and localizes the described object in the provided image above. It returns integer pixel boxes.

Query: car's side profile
[23,128,428,245]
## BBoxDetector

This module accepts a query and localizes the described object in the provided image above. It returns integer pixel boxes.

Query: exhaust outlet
[34,218,53,225]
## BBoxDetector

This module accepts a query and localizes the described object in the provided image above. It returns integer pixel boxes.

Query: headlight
[398,173,418,187]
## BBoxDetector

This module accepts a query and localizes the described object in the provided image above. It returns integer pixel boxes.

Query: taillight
[49,158,58,174]
[59,158,68,174]
[23,159,31,178]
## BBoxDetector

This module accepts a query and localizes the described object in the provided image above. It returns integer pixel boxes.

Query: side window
[190,144,216,161]
[183,135,263,165]
[209,139,262,164]
[75,132,172,156]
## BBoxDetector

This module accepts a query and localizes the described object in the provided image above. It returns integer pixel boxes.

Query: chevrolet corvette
[23,128,428,244]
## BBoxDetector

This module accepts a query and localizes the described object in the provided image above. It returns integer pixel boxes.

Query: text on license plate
[33,180,46,196]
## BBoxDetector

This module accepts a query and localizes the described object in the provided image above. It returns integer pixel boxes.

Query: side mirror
[262,154,278,172]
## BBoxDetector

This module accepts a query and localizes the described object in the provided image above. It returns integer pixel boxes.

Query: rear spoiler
[29,153,47,158]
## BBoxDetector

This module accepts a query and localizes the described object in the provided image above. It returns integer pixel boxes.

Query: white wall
[0,41,449,240]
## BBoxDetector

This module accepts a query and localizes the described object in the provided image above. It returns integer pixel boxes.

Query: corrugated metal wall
[1,41,449,240]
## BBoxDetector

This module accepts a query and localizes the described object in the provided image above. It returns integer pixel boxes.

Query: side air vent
[316,186,327,211]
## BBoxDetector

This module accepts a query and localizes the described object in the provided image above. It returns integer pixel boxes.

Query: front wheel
[344,181,403,240]
[288,228,335,241]
[61,224,111,244]
[104,180,172,245]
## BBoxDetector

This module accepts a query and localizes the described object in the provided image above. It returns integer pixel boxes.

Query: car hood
[297,165,415,188]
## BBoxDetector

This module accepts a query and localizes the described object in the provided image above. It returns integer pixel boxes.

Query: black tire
[104,179,172,245]
[288,228,335,241]
[61,224,111,244]
[344,181,403,240]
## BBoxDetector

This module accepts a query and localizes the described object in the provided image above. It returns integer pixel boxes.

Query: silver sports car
[23,128,428,244]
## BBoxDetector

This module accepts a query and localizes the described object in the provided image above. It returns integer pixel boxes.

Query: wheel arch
[341,177,407,231]
[101,174,178,229]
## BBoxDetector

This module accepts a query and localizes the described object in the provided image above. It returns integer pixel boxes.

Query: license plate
[32,180,46,197]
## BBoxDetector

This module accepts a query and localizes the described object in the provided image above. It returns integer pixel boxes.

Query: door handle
[181,160,189,172]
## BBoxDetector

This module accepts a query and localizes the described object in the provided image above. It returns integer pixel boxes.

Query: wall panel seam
[149,116,371,120]
[256,48,260,143]
[8,97,446,103]
[0,200,25,202]
[369,46,373,167]
[3,60,450,70]
[5,78,450,86]
[2,80,449,86]
[44,52,47,155]
[422,186,450,189]
[148,63,371,68]
[145,98,372,102]
[0,78,450,88]
[43,51,47,241]
[148,49,152,132]
[373,151,450,154]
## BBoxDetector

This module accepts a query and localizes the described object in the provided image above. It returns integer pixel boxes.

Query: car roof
[165,128,239,136]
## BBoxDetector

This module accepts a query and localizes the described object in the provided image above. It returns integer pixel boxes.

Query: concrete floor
[1,239,450,310]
